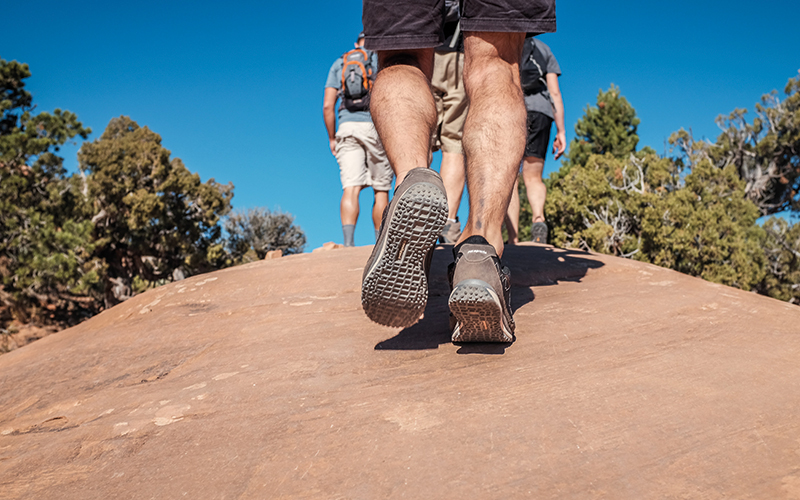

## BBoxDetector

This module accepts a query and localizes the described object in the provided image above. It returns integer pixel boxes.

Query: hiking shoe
[439,217,462,244]
[361,168,448,327]
[448,236,515,342]
[531,222,548,244]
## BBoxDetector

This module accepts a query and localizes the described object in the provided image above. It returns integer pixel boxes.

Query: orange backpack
[340,48,374,112]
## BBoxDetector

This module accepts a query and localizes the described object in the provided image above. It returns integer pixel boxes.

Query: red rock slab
[1,244,799,499]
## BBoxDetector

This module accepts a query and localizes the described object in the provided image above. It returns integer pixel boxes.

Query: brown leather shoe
[448,236,515,342]
[361,168,448,327]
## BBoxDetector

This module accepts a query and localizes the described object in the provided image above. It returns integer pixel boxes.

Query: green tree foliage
[547,151,767,292]
[2,59,313,342]
[547,153,667,256]
[78,117,233,306]
[543,79,800,297]
[225,207,306,263]
[757,216,800,304]
[565,85,641,169]
[710,72,800,215]
[0,58,99,325]
[640,160,766,290]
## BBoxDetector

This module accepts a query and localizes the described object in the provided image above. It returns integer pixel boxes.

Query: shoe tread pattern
[531,223,548,244]
[449,280,513,343]
[362,183,447,327]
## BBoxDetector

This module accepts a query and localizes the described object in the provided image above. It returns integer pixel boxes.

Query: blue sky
[4,0,798,250]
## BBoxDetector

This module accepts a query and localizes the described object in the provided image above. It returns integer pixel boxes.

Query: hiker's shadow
[374,244,605,352]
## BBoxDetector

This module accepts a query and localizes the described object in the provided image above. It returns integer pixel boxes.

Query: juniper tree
[710,72,800,215]
[546,152,672,256]
[546,150,767,292]
[638,160,766,290]
[79,117,232,306]
[565,85,641,169]
[0,58,99,326]
[756,216,800,304]
[225,207,306,263]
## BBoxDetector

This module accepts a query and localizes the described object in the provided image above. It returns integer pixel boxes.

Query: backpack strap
[353,48,373,82]
[449,20,461,50]
[340,49,373,91]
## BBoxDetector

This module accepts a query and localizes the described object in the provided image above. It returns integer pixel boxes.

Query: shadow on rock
[503,244,605,287]
[373,299,452,350]
[374,244,604,351]
[455,341,514,355]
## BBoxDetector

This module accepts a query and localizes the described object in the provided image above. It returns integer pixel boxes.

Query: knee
[464,60,522,104]
[342,186,361,201]
[524,173,545,186]
[463,36,523,93]
[523,159,545,179]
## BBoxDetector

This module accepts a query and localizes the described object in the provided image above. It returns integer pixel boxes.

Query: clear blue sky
[4,0,798,250]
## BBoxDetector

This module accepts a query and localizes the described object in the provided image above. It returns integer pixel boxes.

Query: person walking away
[360,0,556,342]
[431,0,469,244]
[323,32,393,247]
[505,35,565,244]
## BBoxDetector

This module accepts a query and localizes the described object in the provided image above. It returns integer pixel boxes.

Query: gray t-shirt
[325,50,378,125]
[521,39,561,119]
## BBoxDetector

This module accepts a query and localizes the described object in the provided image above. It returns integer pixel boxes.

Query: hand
[552,131,566,159]
[329,137,337,156]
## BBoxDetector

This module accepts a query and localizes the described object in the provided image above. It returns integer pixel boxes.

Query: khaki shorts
[335,121,393,191]
[431,51,468,154]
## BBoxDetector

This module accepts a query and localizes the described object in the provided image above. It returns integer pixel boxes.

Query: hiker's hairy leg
[370,49,436,186]
[459,32,526,257]
[522,156,546,223]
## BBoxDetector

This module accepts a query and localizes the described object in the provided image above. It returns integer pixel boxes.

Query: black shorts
[524,111,553,160]
[362,0,556,51]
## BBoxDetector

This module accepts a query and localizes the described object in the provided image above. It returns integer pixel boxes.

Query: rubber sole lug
[449,279,513,343]
[362,182,448,328]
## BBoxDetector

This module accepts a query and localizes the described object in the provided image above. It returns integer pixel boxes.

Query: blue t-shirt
[325,50,378,125]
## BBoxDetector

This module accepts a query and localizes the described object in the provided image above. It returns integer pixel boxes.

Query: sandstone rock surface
[1,244,799,499]
[312,241,344,252]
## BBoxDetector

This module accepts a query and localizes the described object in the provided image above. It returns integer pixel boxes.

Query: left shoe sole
[361,182,448,327]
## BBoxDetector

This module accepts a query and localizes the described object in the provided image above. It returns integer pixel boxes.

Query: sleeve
[370,51,378,70]
[544,45,561,76]
[325,58,343,89]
